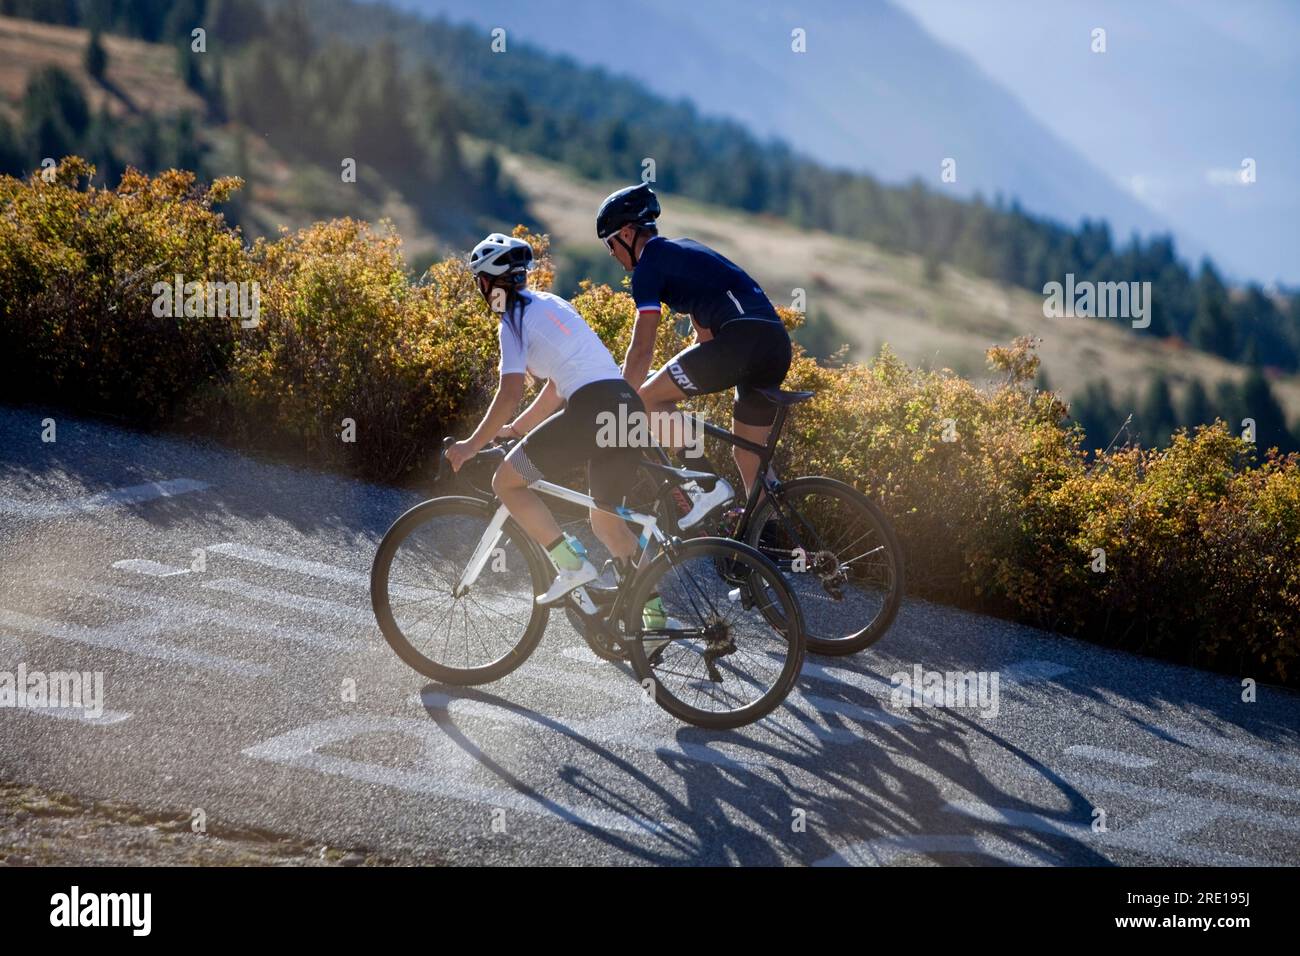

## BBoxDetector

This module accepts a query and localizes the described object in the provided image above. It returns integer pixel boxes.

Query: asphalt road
[2,405,1299,865]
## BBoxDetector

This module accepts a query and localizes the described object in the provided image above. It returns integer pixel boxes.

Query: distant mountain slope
[393,0,1170,241]
[500,146,1300,430]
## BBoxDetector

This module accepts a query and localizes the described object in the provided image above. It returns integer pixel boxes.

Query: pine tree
[22,66,89,161]
[85,27,108,82]
[1239,369,1294,452]
[1181,379,1212,430]
[1139,373,1177,448]
[1190,260,1234,357]
[1214,380,1247,436]
[0,114,26,176]
[1071,379,1120,452]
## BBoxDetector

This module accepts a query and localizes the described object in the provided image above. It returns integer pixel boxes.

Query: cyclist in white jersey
[445,234,672,627]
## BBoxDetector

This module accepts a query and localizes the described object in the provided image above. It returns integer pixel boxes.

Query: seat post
[766,405,789,457]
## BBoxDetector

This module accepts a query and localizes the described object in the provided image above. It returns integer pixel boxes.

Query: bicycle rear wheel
[746,476,903,655]
[371,496,551,684]
[625,537,805,729]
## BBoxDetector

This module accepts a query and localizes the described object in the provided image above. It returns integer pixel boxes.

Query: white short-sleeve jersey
[496,290,622,400]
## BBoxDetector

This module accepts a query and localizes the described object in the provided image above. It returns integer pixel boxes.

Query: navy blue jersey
[631,237,780,334]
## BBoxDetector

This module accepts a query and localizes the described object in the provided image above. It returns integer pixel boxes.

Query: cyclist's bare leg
[637,368,689,456]
[492,461,563,548]
[590,507,638,562]
[732,419,772,497]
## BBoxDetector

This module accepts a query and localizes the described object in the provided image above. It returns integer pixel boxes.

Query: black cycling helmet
[595,182,661,240]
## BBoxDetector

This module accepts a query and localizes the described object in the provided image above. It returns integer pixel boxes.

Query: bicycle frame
[456,477,669,630]
[668,401,817,549]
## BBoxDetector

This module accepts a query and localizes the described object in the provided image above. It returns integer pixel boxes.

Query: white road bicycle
[371,439,807,730]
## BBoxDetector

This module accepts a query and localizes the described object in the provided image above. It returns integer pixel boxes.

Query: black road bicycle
[450,387,904,656]
[654,387,904,655]
[372,439,806,730]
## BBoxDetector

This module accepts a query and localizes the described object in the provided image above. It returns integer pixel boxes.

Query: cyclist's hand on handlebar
[445,440,477,473]
[495,423,521,441]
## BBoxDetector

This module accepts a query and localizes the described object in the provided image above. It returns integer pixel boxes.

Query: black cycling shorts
[661,318,792,426]
[504,378,645,507]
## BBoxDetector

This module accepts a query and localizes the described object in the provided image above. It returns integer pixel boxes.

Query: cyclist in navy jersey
[597,182,792,527]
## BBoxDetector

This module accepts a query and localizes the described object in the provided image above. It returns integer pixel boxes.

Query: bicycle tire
[624,537,805,729]
[746,476,903,655]
[371,496,551,684]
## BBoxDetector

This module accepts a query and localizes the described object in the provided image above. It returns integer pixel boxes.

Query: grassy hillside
[0,16,202,119]
[502,149,1300,428]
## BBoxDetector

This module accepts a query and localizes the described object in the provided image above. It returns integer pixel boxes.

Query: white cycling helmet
[468,233,533,278]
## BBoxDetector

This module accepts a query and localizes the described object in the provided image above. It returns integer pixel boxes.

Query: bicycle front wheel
[371,496,551,684]
[625,538,805,729]
[747,476,903,655]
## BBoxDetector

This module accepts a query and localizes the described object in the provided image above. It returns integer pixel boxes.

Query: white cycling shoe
[678,478,736,530]
[536,560,599,605]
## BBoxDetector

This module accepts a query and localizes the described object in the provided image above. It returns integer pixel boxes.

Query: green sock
[547,538,584,572]
[642,595,666,627]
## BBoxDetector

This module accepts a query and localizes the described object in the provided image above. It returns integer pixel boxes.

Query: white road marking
[63,580,361,653]
[420,689,767,769]
[0,607,268,677]
[115,558,372,625]
[242,715,676,836]
[112,559,191,577]
[1064,745,1156,768]
[1156,727,1300,770]
[942,799,1092,837]
[2,705,132,726]
[0,479,209,519]
[207,542,369,588]
[0,631,26,660]
[207,541,441,604]
[946,770,1300,866]
[1185,769,1300,803]
[785,686,909,723]
[201,577,370,626]
[793,657,896,697]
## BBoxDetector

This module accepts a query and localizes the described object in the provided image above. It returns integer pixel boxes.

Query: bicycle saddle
[754,387,815,406]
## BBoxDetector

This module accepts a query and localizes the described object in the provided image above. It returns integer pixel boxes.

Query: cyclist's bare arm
[623,307,660,387]
[448,372,524,471]
[504,379,562,437]
[467,373,525,448]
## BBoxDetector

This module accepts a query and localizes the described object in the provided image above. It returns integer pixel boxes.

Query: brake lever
[436,436,456,485]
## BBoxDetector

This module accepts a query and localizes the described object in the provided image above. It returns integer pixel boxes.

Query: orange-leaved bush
[0,158,249,421]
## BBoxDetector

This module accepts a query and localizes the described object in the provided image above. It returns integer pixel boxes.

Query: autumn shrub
[0,158,249,422]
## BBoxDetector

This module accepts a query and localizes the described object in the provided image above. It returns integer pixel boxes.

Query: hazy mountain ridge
[393,0,1172,242]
